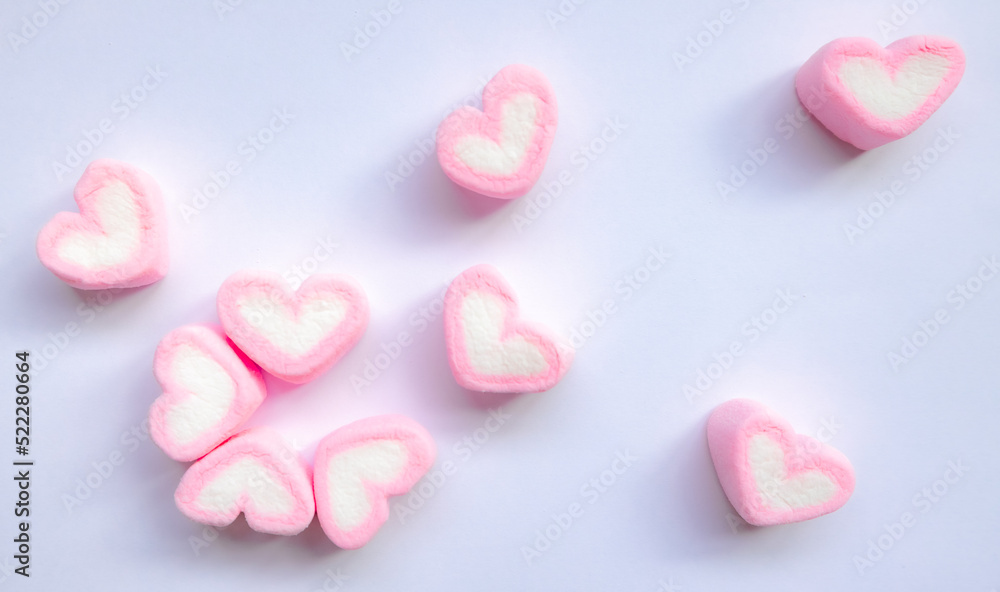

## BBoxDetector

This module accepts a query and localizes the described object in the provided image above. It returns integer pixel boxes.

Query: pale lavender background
[1,0,998,590]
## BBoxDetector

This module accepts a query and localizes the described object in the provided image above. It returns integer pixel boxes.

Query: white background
[1,0,998,590]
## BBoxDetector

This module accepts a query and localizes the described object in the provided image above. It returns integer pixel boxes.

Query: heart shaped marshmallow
[149,324,266,462]
[36,159,169,289]
[436,64,558,198]
[444,264,573,393]
[174,428,314,536]
[707,399,855,526]
[313,415,436,549]
[796,36,965,149]
[217,270,370,384]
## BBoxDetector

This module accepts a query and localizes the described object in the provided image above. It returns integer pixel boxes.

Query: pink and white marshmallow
[796,36,965,150]
[313,415,436,549]
[36,159,169,289]
[217,270,369,384]
[444,264,573,393]
[174,428,314,536]
[707,399,855,526]
[149,324,266,462]
[436,64,558,199]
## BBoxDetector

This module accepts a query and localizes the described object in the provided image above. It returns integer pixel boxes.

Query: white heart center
[461,291,548,377]
[237,293,348,357]
[195,458,294,515]
[748,434,836,510]
[57,181,143,269]
[453,93,538,175]
[165,344,237,444]
[838,53,952,120]
[325,440,408,531]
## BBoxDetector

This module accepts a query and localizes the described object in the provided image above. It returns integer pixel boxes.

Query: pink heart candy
[436,64,558,199]
[36,159,169,289]
[217,270,370,384]
[444,264,573,393]
[174,428,315,536]
[313,415,436,549]
[707,399,855,526]
[149,324,266,462]
[796,36,965,150]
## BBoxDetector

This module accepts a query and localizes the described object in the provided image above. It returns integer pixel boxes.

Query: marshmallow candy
[149,324,266,462]
[217,270,369,384]
[37,159,169,289]
[313,415,436,549]
[174,428,314,536]
[796,36,965,150]
[707,399,855,526]
[436,64,558,199]
[444,264,573,393]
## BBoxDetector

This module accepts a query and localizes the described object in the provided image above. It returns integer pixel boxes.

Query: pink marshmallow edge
[795,35,965,150]
[149,324,266,462]
[443,264,573,393]
[436,64,558,199]
[174,427,315,536]
[707,399,855,526]
[216,270,370,384]
[36,158,169,289]
[313,415,436,549]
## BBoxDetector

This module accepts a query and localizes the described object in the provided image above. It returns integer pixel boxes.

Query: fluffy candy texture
[436,64,558,199]
[444,264,573,393]
[795,36,965,150]
[36,159,169,289]
[313,415,436,549]
[217,270,369,384]
[707,399,855,526]
[149,324,267,462]
[174,428,315,536]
